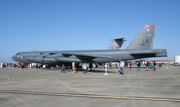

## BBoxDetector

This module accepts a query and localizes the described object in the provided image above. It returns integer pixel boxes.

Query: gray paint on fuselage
[12,49,167,64]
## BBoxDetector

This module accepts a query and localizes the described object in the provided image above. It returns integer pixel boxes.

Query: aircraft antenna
[32,49,37,52]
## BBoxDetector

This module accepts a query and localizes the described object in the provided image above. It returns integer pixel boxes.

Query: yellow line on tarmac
[0,90,180,102]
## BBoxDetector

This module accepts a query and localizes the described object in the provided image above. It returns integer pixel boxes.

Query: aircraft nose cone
[12,55,17,61]
[12,56,15,60]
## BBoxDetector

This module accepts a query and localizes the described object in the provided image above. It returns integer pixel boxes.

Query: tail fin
[126,24,156,49]
[108,38,125,49]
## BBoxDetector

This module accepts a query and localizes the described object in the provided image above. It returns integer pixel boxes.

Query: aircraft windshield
[16,52,20,55]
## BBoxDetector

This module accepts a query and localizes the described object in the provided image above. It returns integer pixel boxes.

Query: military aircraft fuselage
[12,49,167,64]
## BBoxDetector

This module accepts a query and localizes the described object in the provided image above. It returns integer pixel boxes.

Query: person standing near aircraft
[109,62,112,69]
[82,62,88,75]
[75,63,79,73]
[72,62,75,73]
[61,64,65,73]
[119,59,125,75]
[153,61,156,71]
[136,61,141,71]
[89,63,92,71]
[0,61,3,69]
[129,61,132,70]
[21,62,25,69]
[115,62,118,68]
[146,61,149,71]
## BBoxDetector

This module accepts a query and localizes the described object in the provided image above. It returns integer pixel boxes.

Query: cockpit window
[16,52,20,55]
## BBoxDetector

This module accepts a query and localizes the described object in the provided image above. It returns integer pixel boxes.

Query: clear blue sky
[0,0,180,63]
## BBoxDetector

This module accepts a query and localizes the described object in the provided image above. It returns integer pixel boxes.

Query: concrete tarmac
[0,66,180,107]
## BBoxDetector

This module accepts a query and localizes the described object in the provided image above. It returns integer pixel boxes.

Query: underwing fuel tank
[27,57,57,63]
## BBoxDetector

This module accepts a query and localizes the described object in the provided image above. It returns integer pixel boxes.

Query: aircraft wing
[61,53,115,59]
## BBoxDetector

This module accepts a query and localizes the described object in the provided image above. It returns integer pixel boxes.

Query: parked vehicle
[173,62,180,66]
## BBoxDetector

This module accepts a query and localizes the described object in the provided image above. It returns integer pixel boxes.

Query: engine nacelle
[55,57,86,63]
[27,56,57,64]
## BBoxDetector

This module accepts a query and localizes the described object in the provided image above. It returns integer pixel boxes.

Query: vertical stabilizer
[108,38,125,49]
[126,24,156,49]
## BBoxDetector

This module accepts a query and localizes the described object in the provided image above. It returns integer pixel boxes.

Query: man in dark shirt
[136,61,141,71]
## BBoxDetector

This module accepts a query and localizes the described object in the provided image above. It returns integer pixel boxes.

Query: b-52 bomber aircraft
[12,24,167,65]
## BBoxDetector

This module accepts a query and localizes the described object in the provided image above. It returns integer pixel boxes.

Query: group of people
[19,60,157,76]
[0,61,8,69]
[127,61,157,71]
[60,62,89,75]
[59,60,157,76]
[145,61,156,71]
[69,62,89,75]
[135,61,157,71]
[118,60,157,75]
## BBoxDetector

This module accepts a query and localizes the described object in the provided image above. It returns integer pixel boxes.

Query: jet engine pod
[27,56,57,64]
[27,57,42,63]
[55,57,85,63]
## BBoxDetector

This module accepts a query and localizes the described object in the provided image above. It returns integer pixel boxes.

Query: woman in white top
[82,62,88,75]
[119,59,125,75]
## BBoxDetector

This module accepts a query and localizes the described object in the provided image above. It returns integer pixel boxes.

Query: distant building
[175,55,180,63]
[143,60,174,64]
